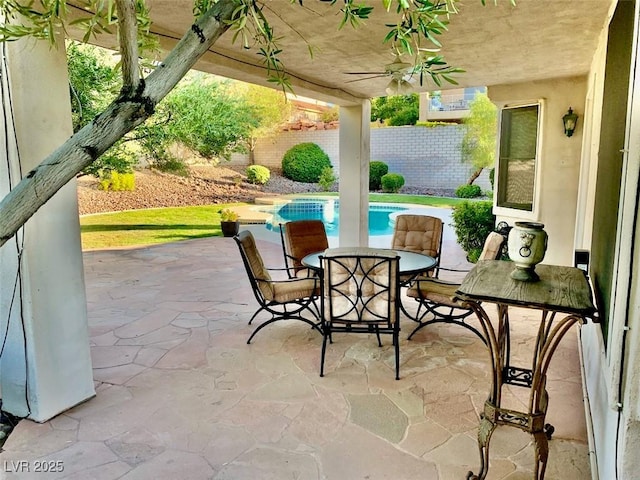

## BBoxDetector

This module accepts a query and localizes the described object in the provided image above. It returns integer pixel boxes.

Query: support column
[0,37,95,421]
[338,102,370,247]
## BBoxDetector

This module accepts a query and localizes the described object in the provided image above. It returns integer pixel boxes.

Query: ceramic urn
[507,222,548,281]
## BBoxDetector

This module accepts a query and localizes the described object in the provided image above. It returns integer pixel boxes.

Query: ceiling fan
[344,55,415,95]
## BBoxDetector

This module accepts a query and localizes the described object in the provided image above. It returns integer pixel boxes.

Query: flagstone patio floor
[2,223,591,479]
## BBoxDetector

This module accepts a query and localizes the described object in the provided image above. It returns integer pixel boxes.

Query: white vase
[507,222,548,282]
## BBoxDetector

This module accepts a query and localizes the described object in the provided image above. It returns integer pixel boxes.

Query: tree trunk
[0,0,238,248]
[467,167,483,185]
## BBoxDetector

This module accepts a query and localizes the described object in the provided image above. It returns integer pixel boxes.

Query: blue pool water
[264,199,407,236]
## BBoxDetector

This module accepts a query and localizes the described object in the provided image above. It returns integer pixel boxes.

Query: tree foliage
[67,41,139,177]
[461,92,497,185]
[66,42,120,132]
[68,45,263,176]
[137,74,260,166]
[0,0,512,248]
[371,94,419,126]
[238,84,291,162]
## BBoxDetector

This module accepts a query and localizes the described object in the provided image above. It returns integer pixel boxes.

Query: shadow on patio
[2,230,590,479]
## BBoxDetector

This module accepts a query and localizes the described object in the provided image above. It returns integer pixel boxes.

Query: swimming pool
[263,199,407,236]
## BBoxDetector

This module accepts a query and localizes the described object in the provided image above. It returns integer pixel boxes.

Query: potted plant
[219,208,240,237]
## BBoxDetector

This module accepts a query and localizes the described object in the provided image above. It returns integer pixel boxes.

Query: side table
[455,260,597,480]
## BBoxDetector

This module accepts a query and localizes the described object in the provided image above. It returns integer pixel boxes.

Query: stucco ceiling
[68,0,616,104]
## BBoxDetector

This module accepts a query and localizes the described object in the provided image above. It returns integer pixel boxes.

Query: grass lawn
[80,194,478,250]
[80,204,240,250]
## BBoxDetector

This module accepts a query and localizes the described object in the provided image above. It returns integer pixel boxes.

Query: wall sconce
[562,107,579,137]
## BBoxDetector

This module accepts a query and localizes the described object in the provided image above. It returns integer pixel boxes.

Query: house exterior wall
[232,125,492,192]
[577,18,619,480]
[0,37,95,421]
[579,2,640,479]
[488,76,587,266]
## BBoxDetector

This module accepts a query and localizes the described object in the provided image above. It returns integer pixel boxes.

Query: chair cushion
[406,278,472,309]
[295,268,317,279]
[479,231,505,261]
[283,220,329,271]
[236,231,274,300]
[271,278,319,303]
[391,215,443,257]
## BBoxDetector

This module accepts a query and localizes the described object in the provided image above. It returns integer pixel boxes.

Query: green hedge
[369,161,389,190]
[451,200,495,263]
[455,184,483,198]
[282,143,332,183]
[381,173,405,193]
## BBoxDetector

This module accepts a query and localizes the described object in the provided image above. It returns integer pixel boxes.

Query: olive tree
[461,92,498,185]
[241,84,292,164]
[0,0,510,248]
[137,75,261,172]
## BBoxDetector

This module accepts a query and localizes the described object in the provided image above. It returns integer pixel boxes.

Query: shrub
[83,142,138,178]
[98,178,110,191]
[455,184,483,198]
[152,155,190,177]
[246,165,270,185]
[381,173,405,193]
[369,161,389,190]
[98,171,135,191]
[489,167,495,190]
[318,166,337,192]
[451,200,496,263]
[321,106,339,123]
[219,208,239,222]
[281,143,332,183]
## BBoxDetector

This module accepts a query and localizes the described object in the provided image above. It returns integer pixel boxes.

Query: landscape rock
[77,164,455,215]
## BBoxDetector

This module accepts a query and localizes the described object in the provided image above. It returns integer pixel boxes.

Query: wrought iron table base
[464,303,587,480]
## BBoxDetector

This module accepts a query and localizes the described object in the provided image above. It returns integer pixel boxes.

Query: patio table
[301,249,436,278]
[455,260,597,480]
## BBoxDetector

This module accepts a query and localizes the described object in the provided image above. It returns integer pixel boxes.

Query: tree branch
[0,0,239,248]
[116,0,140,95]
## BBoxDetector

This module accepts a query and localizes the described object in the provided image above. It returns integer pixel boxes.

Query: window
[496,103,541,212]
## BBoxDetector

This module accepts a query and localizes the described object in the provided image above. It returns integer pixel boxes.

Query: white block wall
[234,125,493,192]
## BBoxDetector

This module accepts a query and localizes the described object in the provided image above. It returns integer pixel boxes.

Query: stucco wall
[231,125,492,192]
[579,2,640,479]
[489,76,587,266]
[0,37,95,420]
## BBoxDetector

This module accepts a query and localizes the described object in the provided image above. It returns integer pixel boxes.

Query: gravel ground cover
[77,165,455,215]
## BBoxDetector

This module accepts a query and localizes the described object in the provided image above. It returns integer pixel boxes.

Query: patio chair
[405,231,506,343]
[391,214,443,319]
[391,214,444,281]
[280,220,329,278]
[234,230,322,344]
[319,247,401,380]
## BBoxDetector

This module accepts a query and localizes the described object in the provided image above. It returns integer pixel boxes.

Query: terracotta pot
[507,222,548,281]
[221,221,240,238]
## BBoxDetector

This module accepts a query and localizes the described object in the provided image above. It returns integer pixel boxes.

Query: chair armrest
[437,266,471,274]
[414,277,460,287]
[255,273,318,286]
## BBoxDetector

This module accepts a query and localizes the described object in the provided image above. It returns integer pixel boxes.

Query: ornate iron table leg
[533,430,549,479]
[465,302,502,480]
[465,301,586,480]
